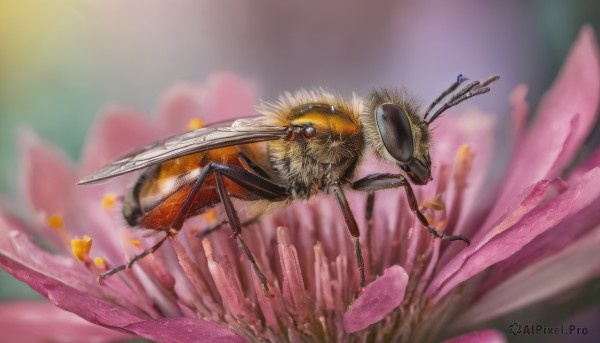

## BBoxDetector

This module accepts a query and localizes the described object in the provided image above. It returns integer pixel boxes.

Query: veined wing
[79,117,288,184]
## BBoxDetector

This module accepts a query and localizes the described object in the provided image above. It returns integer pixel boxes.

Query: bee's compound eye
[375,104,414,162]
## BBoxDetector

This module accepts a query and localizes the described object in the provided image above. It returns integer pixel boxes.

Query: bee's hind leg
[97,231,173,284]
[97,162,222,284]
[195,216,261,240]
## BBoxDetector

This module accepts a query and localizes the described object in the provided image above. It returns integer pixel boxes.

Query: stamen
[45,213,70,244]
[46,213,64,230]
[457,144,472,160]
[454,144,474,188]
[422,194,446,212]
[94,257,108,268]
[422,200,432,209]
[101,193,117,209]
[444,144,476,232]
[187,118,205,131]
[202,238,212,255]
[201,208,217,223]
[432,202,446,211]
[71,235,92,262]
[130,239,142,247]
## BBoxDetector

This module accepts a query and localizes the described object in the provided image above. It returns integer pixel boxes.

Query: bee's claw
[261,283,274,298]
[354,286,366,300]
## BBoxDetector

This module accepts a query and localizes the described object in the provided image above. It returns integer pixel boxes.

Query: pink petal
[277,226,310,323]
[488,26,600,225]
[18,128,77,216]
[0,252,146,328]
[434,110,496,222]
[486,113,575,227]
[441,330,506,343]
[568,145,600,183]
[170,237,222,317]
[157,72,259,133]
[201,72,259,122]
[156,84,207,134]
[0,245,241,342]
[458,225,600,327]
[509,84,528,146]
[80,105,158,176]
[538,26,600,175]
[124,317,248,343]
[0,301,133,343]
[431,167,600,300]
[429,178,555,297]
[203,239,255,320]
[0,219,155,317]
[343,265,408,333]
[0,207,31,248]
[476,177,600,296]
[433,111,497,266]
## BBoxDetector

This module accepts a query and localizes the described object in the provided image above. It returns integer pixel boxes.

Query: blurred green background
[0,0,599,339]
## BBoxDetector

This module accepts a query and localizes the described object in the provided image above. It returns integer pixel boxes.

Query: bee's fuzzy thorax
[256,88,363,127]
[257,89,366,198]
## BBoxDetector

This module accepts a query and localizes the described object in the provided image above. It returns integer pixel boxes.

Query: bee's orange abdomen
[129,144,266,230]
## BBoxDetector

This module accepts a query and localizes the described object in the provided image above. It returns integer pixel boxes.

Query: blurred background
[0,0,599,340]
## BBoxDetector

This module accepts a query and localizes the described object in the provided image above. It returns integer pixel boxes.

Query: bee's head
[363,89,432,185]
[363,76,498,185]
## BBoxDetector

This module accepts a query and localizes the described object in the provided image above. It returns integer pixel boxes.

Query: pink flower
[1,26,599,342]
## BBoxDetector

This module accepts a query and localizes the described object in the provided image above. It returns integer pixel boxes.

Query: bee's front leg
[352,173,470,245]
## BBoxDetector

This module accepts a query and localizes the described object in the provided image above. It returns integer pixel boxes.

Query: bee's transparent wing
[79,117,288,184]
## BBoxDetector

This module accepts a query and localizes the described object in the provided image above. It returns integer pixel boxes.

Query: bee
[79,74,499,294]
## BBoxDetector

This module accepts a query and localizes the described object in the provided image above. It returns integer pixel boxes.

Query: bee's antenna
[426,74,500,125]
[423,74,468,121]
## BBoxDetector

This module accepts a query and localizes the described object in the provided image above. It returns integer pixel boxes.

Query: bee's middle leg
[209,162,287,297]
[332,184,366,296]
[365,192,375,272]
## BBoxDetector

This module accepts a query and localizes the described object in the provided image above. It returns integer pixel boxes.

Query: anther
[47,213,64,230]
[101,193,117,209]
[187,118,205,131]
[71,235,92,262]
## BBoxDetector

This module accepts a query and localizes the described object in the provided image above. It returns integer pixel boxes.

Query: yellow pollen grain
[101,193,117,209]
[422,200,431,209]
[425,214,434,224]
[456,144,474,170]
[46,213,64,230]
[201,208,217,223]
[458,144,470,158]
[130,239,142,247]
[94,257,108,268]
[187,118,205,131]
[71,235,92,262]
[432,202,446,211]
